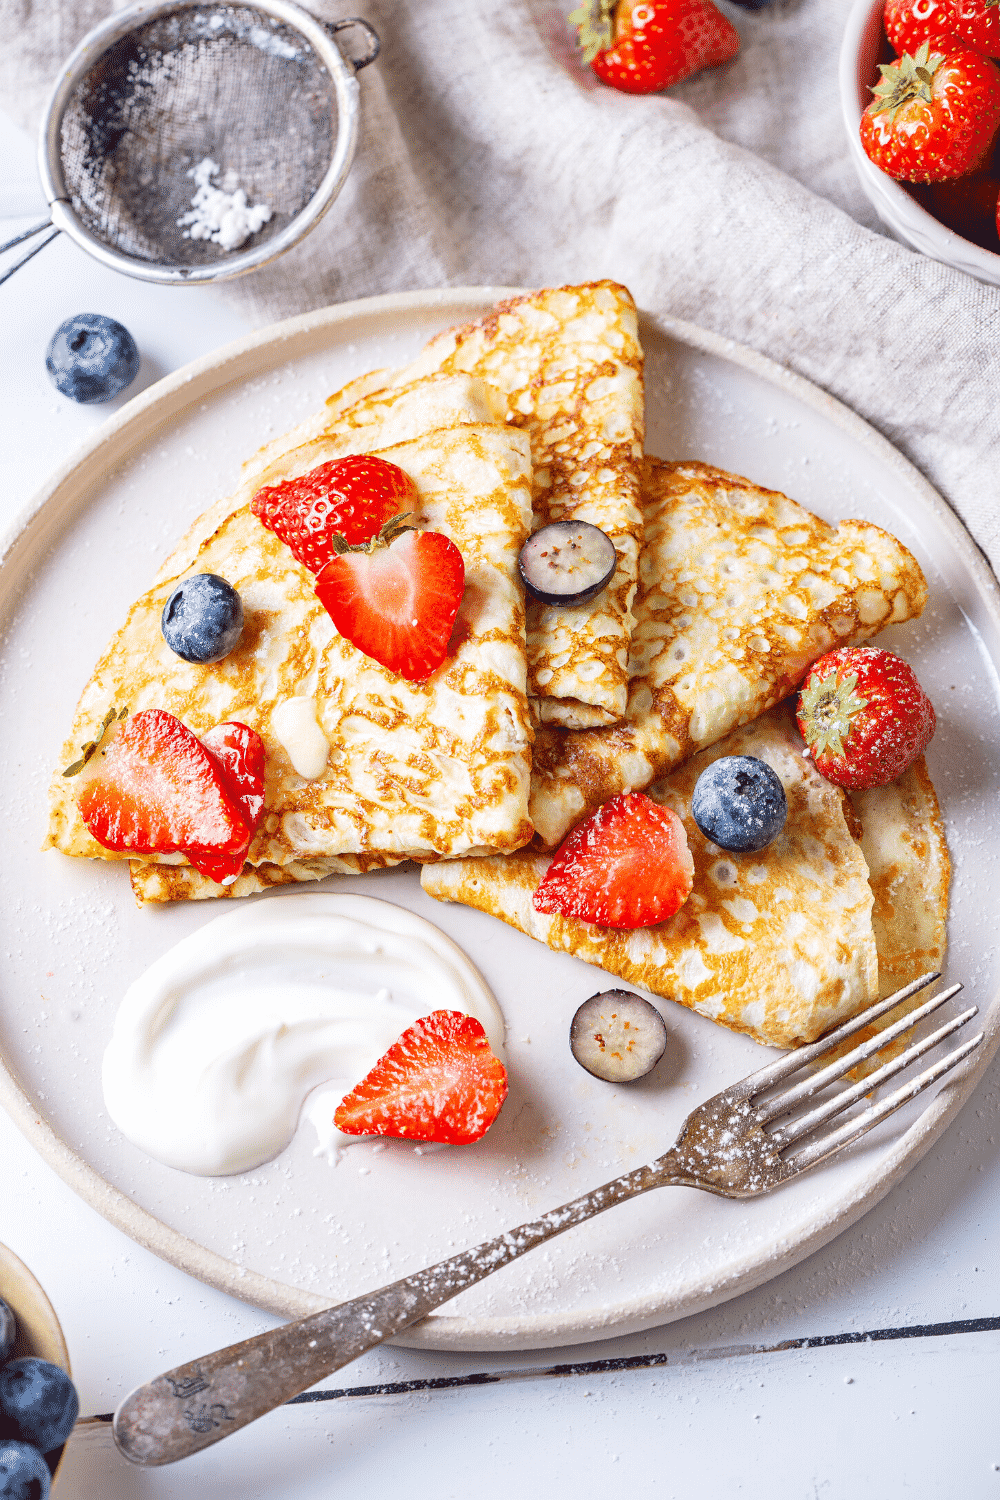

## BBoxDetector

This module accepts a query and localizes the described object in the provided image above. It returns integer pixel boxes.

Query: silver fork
[113,971,980,1467]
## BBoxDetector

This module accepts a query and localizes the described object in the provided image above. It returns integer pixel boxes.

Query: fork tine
[782,1030,984,1174]
[755,982,966,1123]
[768,1004,980,1148]
[733,972,946,1100]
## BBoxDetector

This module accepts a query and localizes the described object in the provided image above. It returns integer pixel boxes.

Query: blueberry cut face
[161,574,244,664]
[0,1439,51,1500]
[518,521,617,607]
[570,990,668,1083]
[45,314,140,404]
[0,1358,79,1455]
[691,755,787,853]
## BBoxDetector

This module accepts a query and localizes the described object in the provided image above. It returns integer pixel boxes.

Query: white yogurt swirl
[102,893,505,1176]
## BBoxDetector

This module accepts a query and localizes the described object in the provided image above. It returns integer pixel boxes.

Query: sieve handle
[325,16,380,69]
[0,218,59,288]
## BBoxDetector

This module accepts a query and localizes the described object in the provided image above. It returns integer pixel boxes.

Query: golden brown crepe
[423,704,884,1049]
[528,459,929,847]
[46,408,537,902]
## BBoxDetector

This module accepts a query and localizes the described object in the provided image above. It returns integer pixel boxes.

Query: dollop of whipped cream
[102,893,504,1177]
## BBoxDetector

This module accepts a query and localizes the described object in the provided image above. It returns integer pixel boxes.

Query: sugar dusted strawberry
[333,1011,508,1144]
[577,0,739,95]
[532,790,694,929]
[860,41,1000,182]
[77,709,251,859]
[314,517,465,683]
[796,646,936,790]
[193,721,266,884]
[252,456,416,573]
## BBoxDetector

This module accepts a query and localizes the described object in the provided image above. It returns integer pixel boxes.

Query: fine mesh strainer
[1,0,379,286]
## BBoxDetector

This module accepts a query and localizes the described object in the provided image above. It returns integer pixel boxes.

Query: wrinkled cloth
[1,0,998,568]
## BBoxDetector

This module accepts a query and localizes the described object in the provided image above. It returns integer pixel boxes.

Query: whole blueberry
[0,1360,78,1454]
[0,1300,14,1365]
[0,1440,50,1500]
[161,573,244,663]
[45,313,140,404]
[691,755,787,853]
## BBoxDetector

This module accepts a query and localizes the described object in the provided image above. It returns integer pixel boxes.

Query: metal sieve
[1,0,378,286]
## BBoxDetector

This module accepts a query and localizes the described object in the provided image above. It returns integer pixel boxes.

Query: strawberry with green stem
[860,39,1000,181]
[795,646,936,790]
[569,0,739,95]
[252,455,416,574]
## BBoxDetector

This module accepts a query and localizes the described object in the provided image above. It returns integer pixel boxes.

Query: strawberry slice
[314,522,465,683]
[532,791,694,929]
[252,456,416,573]
[333,1011,508,1144]
[192,722,266,884]
[78,709,251,859]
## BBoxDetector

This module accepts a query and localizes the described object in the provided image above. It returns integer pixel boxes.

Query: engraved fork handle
[114,1149,698,1466]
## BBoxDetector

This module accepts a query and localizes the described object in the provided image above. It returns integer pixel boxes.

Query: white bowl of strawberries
[840,0,1000,283]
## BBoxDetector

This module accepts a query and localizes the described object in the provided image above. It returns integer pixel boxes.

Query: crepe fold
[46,399,537,903]
[234,282,646,731]
[528,459,929,847]
[422,705,950,1051]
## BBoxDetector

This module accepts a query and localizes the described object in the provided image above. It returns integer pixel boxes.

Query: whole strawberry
[950,0,1000,59]
[884,0,963,56]
[795,647,936,790]
[860,40,1000,181]
[570,0,739,95]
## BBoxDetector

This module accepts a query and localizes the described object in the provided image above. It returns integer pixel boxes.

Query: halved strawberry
[193,722,266,884]
[77,709,251,859]
[532,790,694,929]
[333,1011,508,1144]
[252,456,416,573]
[314,521,465,683]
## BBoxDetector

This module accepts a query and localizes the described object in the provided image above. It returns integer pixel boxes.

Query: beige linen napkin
[1,0,998,568]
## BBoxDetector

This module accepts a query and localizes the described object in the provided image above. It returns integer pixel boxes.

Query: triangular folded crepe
[422,705,879,1048]
[529,459,928,846]
[235,282,646,731]
[46,391,536,902]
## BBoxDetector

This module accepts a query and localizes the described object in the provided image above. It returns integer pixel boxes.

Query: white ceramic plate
[1,289,998,1352]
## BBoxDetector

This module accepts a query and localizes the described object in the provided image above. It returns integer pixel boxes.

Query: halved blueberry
[45,314,140,404]
[691,755,787,853]
[161,573,244,664]
[518,521,616,607]
[570,990,667,1083]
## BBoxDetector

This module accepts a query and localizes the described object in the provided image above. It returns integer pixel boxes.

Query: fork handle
[114,1149,695,1465]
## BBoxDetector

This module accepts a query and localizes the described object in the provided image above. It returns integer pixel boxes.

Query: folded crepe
[421,704,949,1051]
[529,459,929,847]
[46,388,537,903]
[237,282,646,731]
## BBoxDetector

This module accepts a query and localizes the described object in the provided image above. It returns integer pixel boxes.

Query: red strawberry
[333,1011,508,1144]
[950,0,1000,59]
[532,790,694,929]
[860,40,1000,181]
[796,646,936,790]
[252,456,416,573]
[884,0,963,55]
[193,722,266,884]
[77,709,251,859]
[314,519,465,683]
[574,0,739,95]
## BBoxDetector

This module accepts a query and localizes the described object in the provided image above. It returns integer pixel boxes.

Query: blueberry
[161,573,244,663]
[45,314,140,404]
[0,1300,14,1365]
[0,1440,50,1500]
[691,755,787,853]
[0,1360,77,1455]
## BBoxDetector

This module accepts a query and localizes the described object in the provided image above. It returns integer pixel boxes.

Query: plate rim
[1,285,998,1351]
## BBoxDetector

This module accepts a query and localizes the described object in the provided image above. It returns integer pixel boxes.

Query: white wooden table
[1,106,997,1500]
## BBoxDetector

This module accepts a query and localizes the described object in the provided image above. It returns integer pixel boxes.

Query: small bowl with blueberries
[0,1245,79,1499]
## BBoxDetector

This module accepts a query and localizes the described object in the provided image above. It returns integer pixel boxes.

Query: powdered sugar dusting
[177,158,273,252]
